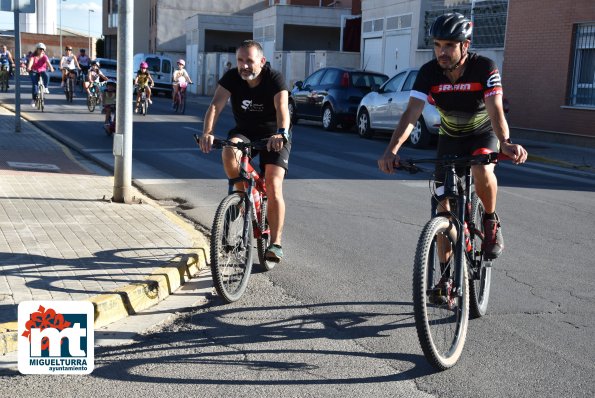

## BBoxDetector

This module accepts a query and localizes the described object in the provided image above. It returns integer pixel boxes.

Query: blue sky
[0,0,103,38]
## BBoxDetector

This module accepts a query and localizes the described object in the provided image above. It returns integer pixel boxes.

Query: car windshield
[351,73,388,88]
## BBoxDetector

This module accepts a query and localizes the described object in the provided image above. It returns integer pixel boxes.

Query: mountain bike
[396,151,507,370]
[64,68,76,102]
[173,78,191,114]
[86,81,102,112]
[193,135,276,303]
[76,69,86,94]
[135,85,150,116]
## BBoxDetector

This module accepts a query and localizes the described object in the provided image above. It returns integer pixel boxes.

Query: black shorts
[227,131,291,173]
[434,132,499,186]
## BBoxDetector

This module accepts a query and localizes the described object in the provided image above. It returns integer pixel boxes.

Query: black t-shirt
[411,52,503,137]
[218,66,288,138]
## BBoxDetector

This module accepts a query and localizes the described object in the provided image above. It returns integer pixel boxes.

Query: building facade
[503,0,595,141]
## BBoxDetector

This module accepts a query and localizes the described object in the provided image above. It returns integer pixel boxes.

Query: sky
[0,0,103,38]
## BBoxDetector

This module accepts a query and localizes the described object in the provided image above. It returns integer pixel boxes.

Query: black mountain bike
[64,69,76,102]
[397,151,506,370]
[194,136,275,303]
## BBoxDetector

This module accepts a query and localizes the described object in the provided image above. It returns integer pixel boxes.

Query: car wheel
[357,109,374,139]
[408,116,432,149]
[288,100,298,125]
[322,105,337,131]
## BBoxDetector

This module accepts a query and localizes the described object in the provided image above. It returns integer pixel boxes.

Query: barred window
[569,23,595,107]
[422,0,508,49]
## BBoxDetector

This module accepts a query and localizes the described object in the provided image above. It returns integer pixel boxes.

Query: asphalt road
[1,79,594,397]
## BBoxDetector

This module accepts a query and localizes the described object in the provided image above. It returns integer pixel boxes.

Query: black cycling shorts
[434,132,499,187]
[227,131,291,174]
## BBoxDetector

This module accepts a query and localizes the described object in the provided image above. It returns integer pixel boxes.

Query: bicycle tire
[68,78,74,102]
[256,198,275,271]
[211,193,253,302]
[180,94,185,114]
[413,216,469,370]
[87,95,95,112]
[468,192,492,318]
[141,100,147,116]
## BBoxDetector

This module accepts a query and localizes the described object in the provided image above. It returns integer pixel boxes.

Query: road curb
[0,248,207,356]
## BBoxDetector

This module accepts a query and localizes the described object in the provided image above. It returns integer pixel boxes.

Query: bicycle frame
[227,143,268,241]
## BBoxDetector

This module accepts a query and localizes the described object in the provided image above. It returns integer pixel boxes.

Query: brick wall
[6,33,92,60]
[503,0,595,139]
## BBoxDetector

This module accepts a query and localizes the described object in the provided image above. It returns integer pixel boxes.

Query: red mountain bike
[194,135,275,302]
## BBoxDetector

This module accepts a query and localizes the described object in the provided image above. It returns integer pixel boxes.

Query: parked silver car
[356,67,441,148]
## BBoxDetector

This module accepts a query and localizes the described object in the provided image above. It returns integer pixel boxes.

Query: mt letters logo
[18,301,94,374]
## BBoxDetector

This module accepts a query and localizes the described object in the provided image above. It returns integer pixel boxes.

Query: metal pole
[88,9,94,57]
[14,9,21,132]
[112,0,133,203]
[59,0,62,55]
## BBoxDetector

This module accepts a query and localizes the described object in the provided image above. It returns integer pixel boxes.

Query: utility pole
[112,0,133,203]
[14,8,21,132]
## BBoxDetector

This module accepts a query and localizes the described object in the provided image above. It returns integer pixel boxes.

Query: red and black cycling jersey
[411,52,503,137]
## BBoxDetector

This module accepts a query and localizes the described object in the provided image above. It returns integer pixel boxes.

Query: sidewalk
[0,106,208,355]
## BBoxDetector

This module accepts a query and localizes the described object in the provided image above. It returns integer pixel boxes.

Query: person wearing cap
[378,12,528,260]
[78,48,90,77]
[84,59,108,96]
[26,43,54,107]
[60,46,81,88]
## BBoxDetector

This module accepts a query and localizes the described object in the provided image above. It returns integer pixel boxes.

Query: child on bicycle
[134,61,154,113]
[60,46,81,89]
[84,60,107,96]
[102,79,117,132]
[172,59,192,108]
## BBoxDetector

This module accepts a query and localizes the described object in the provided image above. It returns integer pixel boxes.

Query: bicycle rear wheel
[413,216,469,370]
[180,94,185,114]
[256,198,275,271]
[468,192,492,318]
[211,193,253,302]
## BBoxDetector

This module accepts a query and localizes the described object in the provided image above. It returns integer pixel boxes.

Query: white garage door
[384,32,411,76]
[363,38,383,73]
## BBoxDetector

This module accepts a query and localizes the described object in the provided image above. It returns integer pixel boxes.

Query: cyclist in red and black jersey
[378,13,528,259]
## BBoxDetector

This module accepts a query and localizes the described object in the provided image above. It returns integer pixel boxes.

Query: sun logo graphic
[18,301,94,374]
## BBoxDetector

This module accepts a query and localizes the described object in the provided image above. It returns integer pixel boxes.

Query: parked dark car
[289,67,388,131]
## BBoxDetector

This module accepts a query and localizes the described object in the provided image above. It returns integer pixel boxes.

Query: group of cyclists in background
[2,42,193,127]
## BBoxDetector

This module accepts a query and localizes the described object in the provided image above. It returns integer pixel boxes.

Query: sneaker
[30,100,36,107]
[429,276,451,306]
[265,244,283,262]
[60,81,64,87]
[483,213,504,259]
[148,98,152,104]
[44,88,49,94]
[134,107,138,114]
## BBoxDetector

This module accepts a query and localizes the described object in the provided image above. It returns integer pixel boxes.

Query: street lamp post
[59,0,66,57]
[88,9,94,58]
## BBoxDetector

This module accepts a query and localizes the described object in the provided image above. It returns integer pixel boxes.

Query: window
[146,57,161,73]
[304,69,326,87]
[569,23,595,107]
[320,69,340,85]
[402,70,418,91]
[383,72,407,93]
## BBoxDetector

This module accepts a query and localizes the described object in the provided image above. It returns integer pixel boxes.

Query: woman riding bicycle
[171,59,192,108]
[60,46,81,89]
[26,43,54,107]
[134,61,154,113]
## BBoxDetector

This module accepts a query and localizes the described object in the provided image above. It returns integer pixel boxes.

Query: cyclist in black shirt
[199,40,291,262]
[378,13,528,259]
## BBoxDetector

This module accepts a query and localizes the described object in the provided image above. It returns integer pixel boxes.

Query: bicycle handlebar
[395,152,510,174]
[193,135,270,151]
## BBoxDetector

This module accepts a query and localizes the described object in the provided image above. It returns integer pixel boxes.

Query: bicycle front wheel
[468,192,491,318]
[87,96,96,112]
[256,198,275,271]
[211,193,253,302]
[413,216,469,370]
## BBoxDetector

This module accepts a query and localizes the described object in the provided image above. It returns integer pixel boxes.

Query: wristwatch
[502,138,512,144]
[277,128,290,143]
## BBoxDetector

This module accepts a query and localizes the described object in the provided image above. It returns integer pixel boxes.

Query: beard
[240,68,261,81]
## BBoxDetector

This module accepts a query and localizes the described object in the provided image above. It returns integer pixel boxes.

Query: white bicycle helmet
[36,43,46,51]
